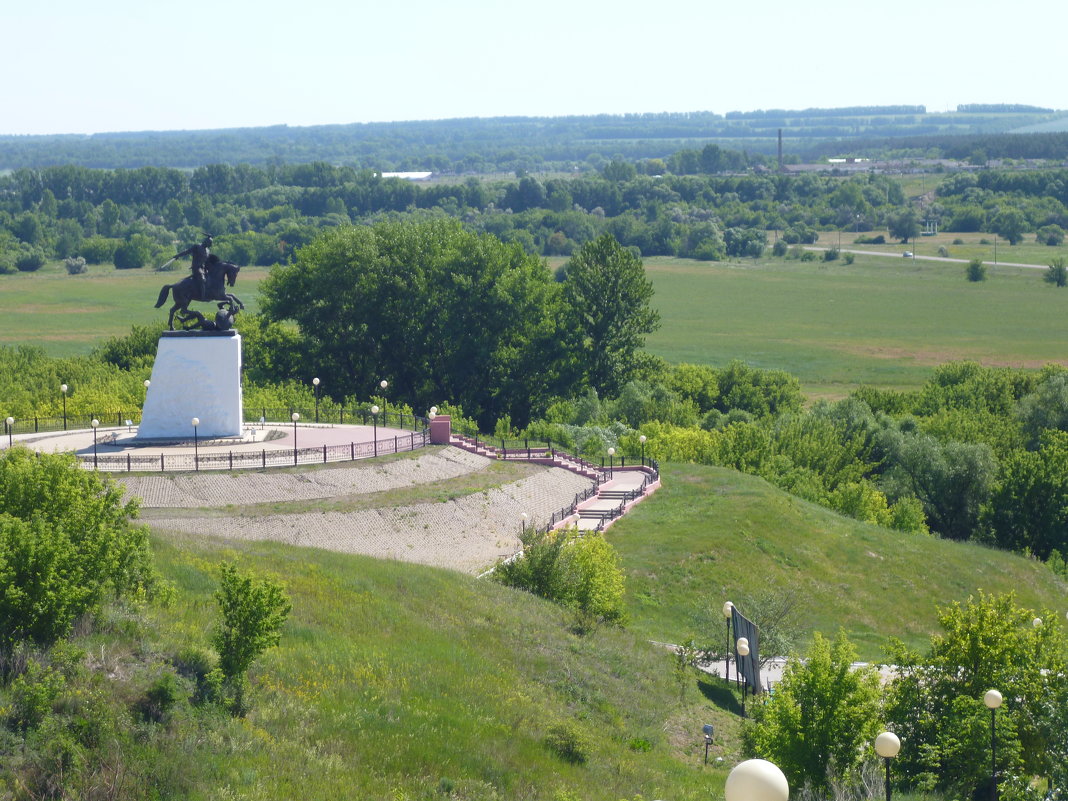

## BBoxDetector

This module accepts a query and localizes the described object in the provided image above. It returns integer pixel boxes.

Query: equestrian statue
[155,242,245,330]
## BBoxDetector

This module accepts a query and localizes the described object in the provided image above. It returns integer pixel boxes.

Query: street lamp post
[875,732,901,801]
[607,447,615,479]
[379,379,388,424]
[291,412,300,465]
[191,417,200,471]
[984,689,1002,801]
[639,434,647,467]
[91,418,99,469]
[722,601,734,683]
[736,637,750,716]
[61,384,68,430]
[312,377,320,423]
[371,405,379,457]
[5,416,13,448]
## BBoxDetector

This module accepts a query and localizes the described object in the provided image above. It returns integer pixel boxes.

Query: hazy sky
[3,0,1061,136]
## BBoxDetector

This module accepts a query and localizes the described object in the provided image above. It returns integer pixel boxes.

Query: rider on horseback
[174,234,213,300]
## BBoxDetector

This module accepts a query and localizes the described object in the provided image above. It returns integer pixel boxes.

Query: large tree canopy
[560,234,660,396]
[259,219,568,427]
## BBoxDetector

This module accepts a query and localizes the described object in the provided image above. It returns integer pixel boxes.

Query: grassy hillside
[105,531,738,801]
[609,463,1068,658]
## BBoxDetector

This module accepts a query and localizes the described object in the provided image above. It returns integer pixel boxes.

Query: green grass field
[642,249,1068,398]
[609,463,1068,659]
[0,262,269,356]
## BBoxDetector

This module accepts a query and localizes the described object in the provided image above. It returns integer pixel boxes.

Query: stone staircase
[449,433,660,535]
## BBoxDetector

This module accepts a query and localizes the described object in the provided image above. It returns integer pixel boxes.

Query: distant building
[379,171,433,181]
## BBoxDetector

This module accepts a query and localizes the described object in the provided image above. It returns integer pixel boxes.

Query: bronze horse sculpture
[155,256,244,330]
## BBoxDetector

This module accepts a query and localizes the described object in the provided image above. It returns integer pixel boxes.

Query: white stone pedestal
[138,332,243,439]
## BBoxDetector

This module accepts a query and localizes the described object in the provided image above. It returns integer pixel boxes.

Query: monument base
[138,332,243,439]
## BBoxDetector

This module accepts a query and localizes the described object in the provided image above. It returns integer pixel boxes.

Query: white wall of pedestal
[138,334,243,439]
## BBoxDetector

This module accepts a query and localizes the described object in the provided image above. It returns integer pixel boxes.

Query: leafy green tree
[885,592,1063,796]
[1036,224,1065,246]
[0,449,156,657]
[966,258,986,282]
[715,360,803,419]
[993,207,1028,245]
[888,207,920,243]
[982,430,1068,558]
[878,428,997,541]
[212,563,291,714]
[260,219,566,428]
[112,234,152,270]
[560,234,660,396]
[745,631,881,792]
[1017,369,1068,445]
[723,227,767,258]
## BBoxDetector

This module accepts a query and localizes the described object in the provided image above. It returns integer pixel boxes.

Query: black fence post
[127,453,131,472]
[323,444,327,463]
[394,435,398,454]
[229,450,233,471]
[351,442,355,461]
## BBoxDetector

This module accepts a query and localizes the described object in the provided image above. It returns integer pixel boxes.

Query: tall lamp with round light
[722,601,734,683]
[291,412,300,465]
[725,759,789,801]
[191,417,200,471]
[607,447,615,479]
[875,732,901,801]
[736,637,750,715]
[312,377,320,423]
[984,689,1002,801]
[61,384,68,430]
[371,405,380,457]
[639,434,647,466]
[5,416,13,448]
[379,380,388,424]
[91,418,100,469]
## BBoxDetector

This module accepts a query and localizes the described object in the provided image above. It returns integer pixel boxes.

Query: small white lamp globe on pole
[984,689,1002,801]
[639,434,647,466]
[371,405,380,457]
[291,412,300,464]
[5,416,13,448]
[724,759,789,801]
[1032,617,1043,627]
[607,446,615,478]
[379,380,388,423]
[875,732,901,801]
[61,383,69,430]
[312,377,321,423]
[722,601,734,683]
[191,417,200,471]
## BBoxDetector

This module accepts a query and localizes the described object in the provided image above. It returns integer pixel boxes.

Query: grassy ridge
[136,531,735,800]
[609,463,1068,658]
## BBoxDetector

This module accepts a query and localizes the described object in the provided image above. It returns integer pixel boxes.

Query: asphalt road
[803,246,1044,271]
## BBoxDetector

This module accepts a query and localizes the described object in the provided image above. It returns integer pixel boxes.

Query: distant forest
[1,105,1066,172]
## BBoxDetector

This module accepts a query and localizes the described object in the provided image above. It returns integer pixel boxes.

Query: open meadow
[642,248,1068,398]
[0,261,269,356]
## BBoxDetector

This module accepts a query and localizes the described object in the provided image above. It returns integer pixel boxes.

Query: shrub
[1036,224,1065,246]
[78,236,120,264]
[966,259,986,282]
[0,449,158,655]
[15,248,46,272]
[544,721,590,764]
[800,251,816,262]
[842,252,855,265]
[63,257,88,275]
[853,234,885,245]
[823,247,839,261]
[952,237,965,245]
[136,670,184,723]
[937,245,949,257]
[771,239,788,257]
[1045,257,1068,287]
